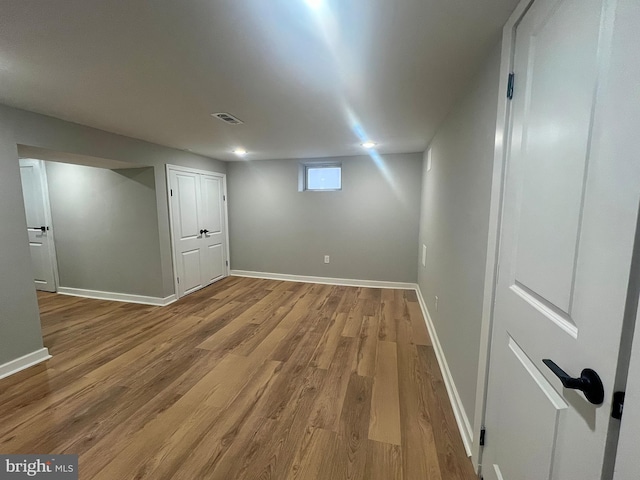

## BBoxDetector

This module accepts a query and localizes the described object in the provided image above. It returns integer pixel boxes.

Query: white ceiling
[0,0,518,161]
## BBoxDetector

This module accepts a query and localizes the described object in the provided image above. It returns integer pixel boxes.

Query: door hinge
[170,189,173,197]
[479,426,486,446]
[612,391,625,420]
[507,73,515,100]
[223,195,226,201]
[226,260,229,266]
[177,277,180,284]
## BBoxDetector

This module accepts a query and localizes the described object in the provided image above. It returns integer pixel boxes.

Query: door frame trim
[471,0,535,470]
[165,164,231,300]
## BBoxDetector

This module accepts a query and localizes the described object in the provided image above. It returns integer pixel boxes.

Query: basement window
[299,163,342,191]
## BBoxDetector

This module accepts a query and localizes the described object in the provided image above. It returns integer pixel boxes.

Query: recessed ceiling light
[233,148,247,156]
[361,142,377,149]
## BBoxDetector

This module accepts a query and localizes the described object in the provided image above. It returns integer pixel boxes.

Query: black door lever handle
[543,359,604,405]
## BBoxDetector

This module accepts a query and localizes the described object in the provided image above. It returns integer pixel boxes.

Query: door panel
[170,170,204,297]
[482,0,640,479]
[30,242,50,285]
[180,249,203,295]
[21,163,46,227]
[200,174,226,286]
[175,174,200,240]
[19,159,57,292]
[203,244,225,284]
[200,175,223,235]
[513,0,601,317]
[491,334,568,480]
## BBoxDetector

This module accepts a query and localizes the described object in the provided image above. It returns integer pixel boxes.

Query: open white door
[168,166,228,298]
[19,159,58,293]
[481,0,640,479]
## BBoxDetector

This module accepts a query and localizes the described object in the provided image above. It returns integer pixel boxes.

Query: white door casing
[481,0,640,479]
[167,166,228,298]
[19,159,58,293]
[615,295,640,479]
[601,0,640,477]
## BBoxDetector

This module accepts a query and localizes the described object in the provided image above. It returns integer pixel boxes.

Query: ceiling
[0,0,518,161]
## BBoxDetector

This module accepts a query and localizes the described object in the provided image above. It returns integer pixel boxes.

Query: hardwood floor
[0,277,476,480]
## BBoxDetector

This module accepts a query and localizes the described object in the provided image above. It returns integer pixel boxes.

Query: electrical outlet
[324,255,330,264]
[435,295,439,311]
[421,244,427,267]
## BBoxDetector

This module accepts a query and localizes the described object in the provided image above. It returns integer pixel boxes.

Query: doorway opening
[17,145,165,304]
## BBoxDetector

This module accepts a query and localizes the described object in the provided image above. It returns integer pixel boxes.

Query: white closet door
[19,159,57,292]
[168,167,228,299]
[200,174,226,285]
[169,169,204,297]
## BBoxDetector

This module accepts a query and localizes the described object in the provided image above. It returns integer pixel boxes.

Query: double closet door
[168,166,228,298]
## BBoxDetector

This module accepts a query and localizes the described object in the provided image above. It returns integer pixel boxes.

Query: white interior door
[169,169,204,297]
[19,159,57,293]
[200,174,226,285]
[168,167,228,298]
[482,0,640,479]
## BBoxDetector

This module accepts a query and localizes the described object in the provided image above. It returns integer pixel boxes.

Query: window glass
[306,166,341,191]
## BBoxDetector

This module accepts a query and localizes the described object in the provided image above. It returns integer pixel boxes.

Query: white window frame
[298,161,342,192]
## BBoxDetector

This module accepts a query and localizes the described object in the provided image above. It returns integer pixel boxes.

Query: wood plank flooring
[0,277,476,480]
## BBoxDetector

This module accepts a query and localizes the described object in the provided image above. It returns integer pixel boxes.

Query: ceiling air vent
[211,112,244,125]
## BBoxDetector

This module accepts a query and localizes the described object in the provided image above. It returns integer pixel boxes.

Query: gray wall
[0,103,224,367]
[417,44,501,427]
[228,153,422,283]
[5,105,226,298]
[46,162,164,297]
[0,114,45,365]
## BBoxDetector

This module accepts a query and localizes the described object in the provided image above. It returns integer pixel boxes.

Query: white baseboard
[0,348,51,380]
[416,287,473,457]
[57,287,176,306]
[230,270,418,290]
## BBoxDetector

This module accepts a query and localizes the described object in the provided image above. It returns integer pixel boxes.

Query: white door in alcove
[481,0,640,479]
[168,166,228,298]
[19,159,58,292]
